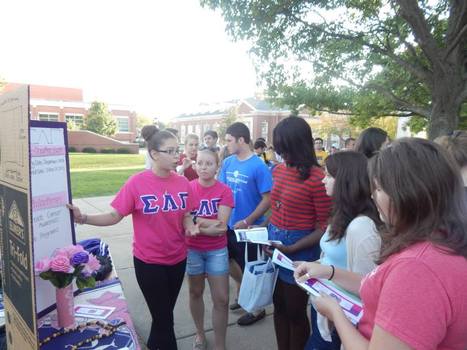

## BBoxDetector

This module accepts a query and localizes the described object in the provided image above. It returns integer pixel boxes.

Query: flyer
[271,249,295,270]
[272,249,363,325]
[234,227,282,246]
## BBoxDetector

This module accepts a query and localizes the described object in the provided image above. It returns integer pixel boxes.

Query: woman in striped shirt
[264,116,332,350]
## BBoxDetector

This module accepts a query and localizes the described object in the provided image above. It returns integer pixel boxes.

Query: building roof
[175,98,290,119]
[242,98,289,112]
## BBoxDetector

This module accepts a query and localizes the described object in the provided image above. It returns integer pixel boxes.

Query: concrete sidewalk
[74,196,278,350]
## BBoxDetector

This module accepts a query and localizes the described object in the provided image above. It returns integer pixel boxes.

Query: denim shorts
[186,247,229,276]
[268,223,321,284]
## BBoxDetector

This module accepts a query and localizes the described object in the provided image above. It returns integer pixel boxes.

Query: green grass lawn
[69,153,145,170]
[69,153,145,198]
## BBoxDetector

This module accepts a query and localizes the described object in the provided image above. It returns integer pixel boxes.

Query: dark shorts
[227,228,260,272]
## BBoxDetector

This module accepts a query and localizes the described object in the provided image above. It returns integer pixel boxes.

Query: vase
[55,284,75,328]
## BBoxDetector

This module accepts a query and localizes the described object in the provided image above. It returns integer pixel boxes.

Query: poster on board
[30,121,76,316]
[0,85,38,349]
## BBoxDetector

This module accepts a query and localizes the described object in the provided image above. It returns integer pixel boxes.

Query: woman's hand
[66,203,86,224]
[294,261,332,282]
[312,293,343,322]
[270,242,294,255]
[263,245,274,257]
[181,157,193,171]
[185,223,200,237]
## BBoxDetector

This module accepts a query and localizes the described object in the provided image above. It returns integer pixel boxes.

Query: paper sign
[30,122,76,316]
[234,227,282,246]
[74,305,116,319]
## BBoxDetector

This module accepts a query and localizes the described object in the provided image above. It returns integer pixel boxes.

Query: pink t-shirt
[111,170,195,265]
[359,241,467,350]
[186,180,234,251]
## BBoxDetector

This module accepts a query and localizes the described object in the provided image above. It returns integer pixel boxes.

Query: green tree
[84,101,117,137]
[308,112,360,144]
[136,114,153,130]
[218,107,239,139]
[201,0,467,139]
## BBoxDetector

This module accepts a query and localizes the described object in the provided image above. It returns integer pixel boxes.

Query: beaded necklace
[38,320,126,349]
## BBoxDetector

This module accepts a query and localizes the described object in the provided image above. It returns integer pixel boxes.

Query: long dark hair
[355,127,388,158]
[368,138,467,262]
[141,125,177,158]
[273,116,319,180]
[325,151,381,242]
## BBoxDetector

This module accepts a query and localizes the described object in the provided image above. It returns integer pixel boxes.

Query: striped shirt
[270,164,331,230]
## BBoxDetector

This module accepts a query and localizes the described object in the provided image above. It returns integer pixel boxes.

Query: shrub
[100,148,116,154]
[68,147,77,152]
[116,148,131,154]
[82,147,97,153]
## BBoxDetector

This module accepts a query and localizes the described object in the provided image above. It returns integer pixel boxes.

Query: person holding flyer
[68,126,199,350]
[264,117,332,350]
[295,138,467,350]
[218,122,272,326]
[305,151,382,350]
[187,147,234,350]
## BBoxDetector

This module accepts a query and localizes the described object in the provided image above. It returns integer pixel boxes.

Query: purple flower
[70,251,89,266]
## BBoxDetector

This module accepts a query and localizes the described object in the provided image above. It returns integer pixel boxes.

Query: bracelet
[242,219,249,226]
[328,264,335,281]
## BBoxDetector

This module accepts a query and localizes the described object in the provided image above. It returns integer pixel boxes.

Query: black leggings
[133,256,186,350]
[273,278,311,350]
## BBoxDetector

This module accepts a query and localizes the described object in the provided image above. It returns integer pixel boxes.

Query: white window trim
[115,116,130,132]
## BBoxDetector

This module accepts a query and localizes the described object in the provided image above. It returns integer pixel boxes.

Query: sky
[0,0,259,121]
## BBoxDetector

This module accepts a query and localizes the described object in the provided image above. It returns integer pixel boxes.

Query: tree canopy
[201,0,467,138]
[84,102,117,137]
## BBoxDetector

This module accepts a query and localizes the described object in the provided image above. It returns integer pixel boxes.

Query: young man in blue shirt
[218,122,272,326]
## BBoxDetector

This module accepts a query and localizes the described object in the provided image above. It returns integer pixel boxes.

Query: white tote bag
[238,243,278,312]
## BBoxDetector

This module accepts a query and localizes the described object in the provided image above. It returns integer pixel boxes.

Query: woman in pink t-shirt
[68,126,199,350]
[186,147,234,350]
[295,138,467,350]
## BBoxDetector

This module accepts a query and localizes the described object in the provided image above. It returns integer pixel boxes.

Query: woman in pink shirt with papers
[68,126,199,350]
[295,138,467,350]
[186,147,234,350]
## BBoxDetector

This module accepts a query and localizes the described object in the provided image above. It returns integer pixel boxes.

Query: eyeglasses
[156,148,180,155]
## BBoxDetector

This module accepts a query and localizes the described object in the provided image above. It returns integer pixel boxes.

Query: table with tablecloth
[37,278,140,350]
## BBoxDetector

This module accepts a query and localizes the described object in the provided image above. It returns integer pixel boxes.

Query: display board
[0,85,38,349]
[30,121,75,316]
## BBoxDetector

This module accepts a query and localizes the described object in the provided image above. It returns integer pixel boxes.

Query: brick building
[170,98,312,143]
[3,83,138,143]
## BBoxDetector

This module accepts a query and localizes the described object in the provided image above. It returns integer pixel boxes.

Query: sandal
[192,335,207,350]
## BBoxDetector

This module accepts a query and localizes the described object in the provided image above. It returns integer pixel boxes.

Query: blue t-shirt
[319,227,347,269]
[218,154,273,227]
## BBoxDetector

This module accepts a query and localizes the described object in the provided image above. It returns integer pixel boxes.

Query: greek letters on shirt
[193,198,221,218]
[140,192,188,214]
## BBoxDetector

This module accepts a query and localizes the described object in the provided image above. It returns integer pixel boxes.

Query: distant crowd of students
[69,120,467,350]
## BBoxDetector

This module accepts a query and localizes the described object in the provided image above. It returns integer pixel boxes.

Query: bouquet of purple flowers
[35,244,101,289]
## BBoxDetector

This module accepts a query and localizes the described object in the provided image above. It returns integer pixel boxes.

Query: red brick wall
[68,130,139,153]
[4,83,83,101]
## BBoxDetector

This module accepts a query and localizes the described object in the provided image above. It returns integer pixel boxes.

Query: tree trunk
[428,67,463,140]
